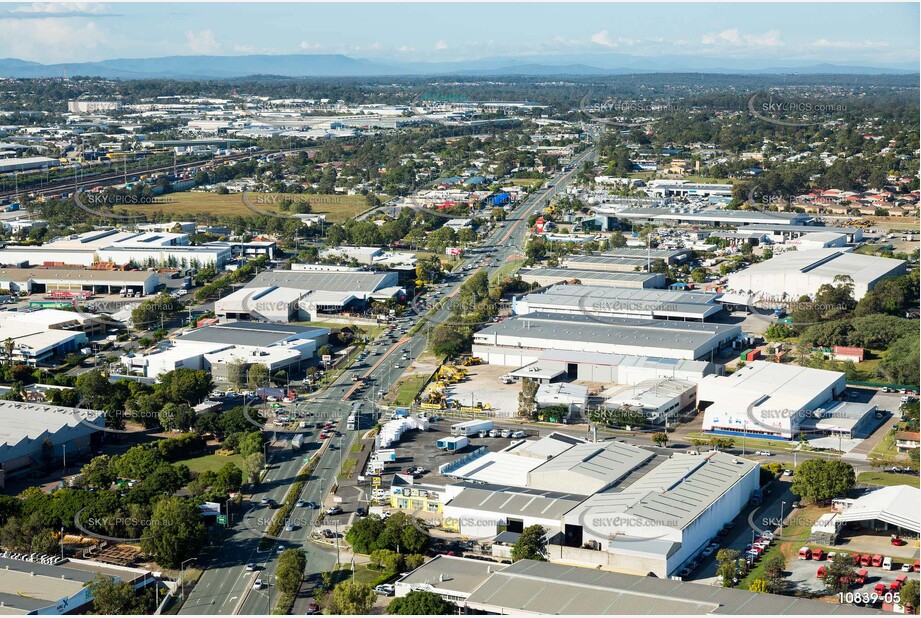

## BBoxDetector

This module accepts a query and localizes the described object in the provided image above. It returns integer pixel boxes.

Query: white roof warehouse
[472,312,740,364]
[727,248,906,301]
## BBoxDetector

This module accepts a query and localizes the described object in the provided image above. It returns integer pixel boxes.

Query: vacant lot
[124,192,370,222]
[857,471,920,488]
[177,451,244,474]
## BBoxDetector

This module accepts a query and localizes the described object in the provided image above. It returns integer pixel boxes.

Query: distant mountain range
[0,53,915,79]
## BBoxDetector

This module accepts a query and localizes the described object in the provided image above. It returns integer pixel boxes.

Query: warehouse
[736,223,864,243]
[472,312,740,364]
[508,350,717,385]
[561,255,657,273]
[437,437,761,578]
[433,558,873,615]
[831,485,920,537]
[600,247,692,265]
[0,311,91,364]
[519,267,665,289]
[0,267,159,296]
[788,231,848,251]
[124,321,329,380]
[513,285,724,322]
[560,451,759,577]
[0,229,230,268]
[535,382,589,419]
[603,378,697,424]
[0,401,104,484]
[216,270,403,322]
[0,555,153,615]
[699,361,857,440]
[590,205,812,231]
[441,482,585,539]
[0,155,58,173]
[727,249,906,300]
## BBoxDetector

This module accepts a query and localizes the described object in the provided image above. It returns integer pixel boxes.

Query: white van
[883,556,893,570]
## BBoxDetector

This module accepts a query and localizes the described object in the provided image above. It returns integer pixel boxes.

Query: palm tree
[3,337,14,364]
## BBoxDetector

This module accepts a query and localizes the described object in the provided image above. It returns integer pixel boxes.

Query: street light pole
[779,501,785,538]
[180,558,195,600]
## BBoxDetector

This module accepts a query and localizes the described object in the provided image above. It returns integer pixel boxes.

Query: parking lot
[442,363,520,417]
[785,552,920,601]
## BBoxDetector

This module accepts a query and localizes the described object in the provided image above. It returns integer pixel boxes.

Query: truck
[291,434,305,450]
[750,489,764,506]
[371,449,396,462]
[436,436,469,452]
[450,419,493,437]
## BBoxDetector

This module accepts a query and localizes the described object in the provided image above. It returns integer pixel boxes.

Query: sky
[0,2,917,68]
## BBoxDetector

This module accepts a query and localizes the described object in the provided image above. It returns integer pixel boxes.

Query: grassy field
[125,192,370,222]
[511,178,547,188]
[177,451,244,474]
[868,429,899,461]
[684,432,806,455]
[338,457,358,479]
[391,375,429,406]
[857,471,919,488]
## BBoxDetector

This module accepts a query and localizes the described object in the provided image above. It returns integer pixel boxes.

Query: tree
[247,363,270,389]
[763,554,786,592]
[518,379,538,419]
[80,455,116,489]
[429,325,469,358]
[716,549,741,587]
[387,590,458,615]
[511,524,547,562]
[141,497,206,569]
[238,431,265,458]
[791,459,855,504]
[276,548,307,596]
[158,368,212,406]
[748,579,768,593]
[158,403,195,432]
[242,452,265,483]
[75,370,113,410]
[87,573,148,614]
[900,579,919,614]
[369,548,403,573]
[822,552,856,594]
[652,432,669,447]
[226,359,247,391]
[330,580,376,615]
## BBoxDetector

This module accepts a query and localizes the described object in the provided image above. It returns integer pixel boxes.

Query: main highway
[177,142,597,615]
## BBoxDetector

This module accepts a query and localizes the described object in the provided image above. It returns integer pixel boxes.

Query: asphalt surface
[176,145,597,615]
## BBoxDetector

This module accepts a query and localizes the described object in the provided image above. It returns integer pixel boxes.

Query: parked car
[374,584,395,596]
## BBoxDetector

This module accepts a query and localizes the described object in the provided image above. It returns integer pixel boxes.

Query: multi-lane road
[177,144,597,615]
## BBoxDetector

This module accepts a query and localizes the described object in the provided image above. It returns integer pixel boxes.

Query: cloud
[396,45,415,53]
[434,40,448,51]
[185,29,220,54]
[810,38,889,50]
[5,2,117,18]
[299,40,322,51]
[590,30,615,48]
[233,44,255,54]
[0,16,104,62]
[701,28,782,48]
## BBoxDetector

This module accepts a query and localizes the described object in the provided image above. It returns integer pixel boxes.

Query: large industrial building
[513,285,724,322]
[436,433,760,578]
[216,270,404,322]
[561,255,658,273]
[699,361,879,440]
[0,310,91,365]
[123,321,329,381]
[726,249,906,301]
[0,229,230,268]
[519,267,665,289]
[507,350,718,386]
[472,312,740,364]
[0,401,104,485]
[0,267,159,296]
[0,555,152,615]
[395,556,876,615]
[589,205,812,231]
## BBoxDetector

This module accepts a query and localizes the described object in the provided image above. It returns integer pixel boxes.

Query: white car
[755,450,771,456]
[253,579,264,590]
[374,584,395,596]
